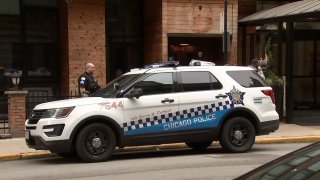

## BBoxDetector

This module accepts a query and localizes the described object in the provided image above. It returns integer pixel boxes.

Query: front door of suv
[122,71,179,142]
[176,70,229,139]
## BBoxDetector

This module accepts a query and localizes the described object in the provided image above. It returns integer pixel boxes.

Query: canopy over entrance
[239,0,320,25]
[238,0,320,123]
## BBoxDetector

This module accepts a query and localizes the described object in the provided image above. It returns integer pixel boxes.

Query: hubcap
[86,131,108,155]
[92,137,102,148]
[234,130,243,140]
[230,124,249,146]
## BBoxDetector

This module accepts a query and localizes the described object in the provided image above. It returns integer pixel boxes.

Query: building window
[0,0,59,90]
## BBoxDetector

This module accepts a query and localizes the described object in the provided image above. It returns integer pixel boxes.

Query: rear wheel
[76,123,116,162]
[219,117,255,153]
[185,141,213,150]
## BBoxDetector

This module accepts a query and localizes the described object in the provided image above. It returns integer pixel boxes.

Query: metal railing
[0,96,9,134]
[26,90,80,118]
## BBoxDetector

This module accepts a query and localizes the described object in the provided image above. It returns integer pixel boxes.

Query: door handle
[161,98,174,103]
[215,94,228,98]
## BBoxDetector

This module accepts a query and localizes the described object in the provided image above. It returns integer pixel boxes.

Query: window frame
[177,71,223,92]
[129,71,178,96]
[226,70,268,88]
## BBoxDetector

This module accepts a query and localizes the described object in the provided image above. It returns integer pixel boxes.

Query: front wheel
[219,117,255,153]
[76,123,116,162]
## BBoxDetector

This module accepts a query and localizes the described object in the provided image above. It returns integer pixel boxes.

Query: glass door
[293,41,320,109]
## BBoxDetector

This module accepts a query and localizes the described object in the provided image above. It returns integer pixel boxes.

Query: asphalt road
[0,143,310,180]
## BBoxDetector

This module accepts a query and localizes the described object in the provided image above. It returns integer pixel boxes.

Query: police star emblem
[226,86,245,105]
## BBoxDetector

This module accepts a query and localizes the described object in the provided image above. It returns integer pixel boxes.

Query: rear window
[227,70,267,88]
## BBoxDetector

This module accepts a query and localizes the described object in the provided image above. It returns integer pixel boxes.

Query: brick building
[1,0,256,95]
[0,0,319,126]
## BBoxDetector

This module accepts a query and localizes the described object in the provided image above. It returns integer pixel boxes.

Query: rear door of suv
[175,68,232,141]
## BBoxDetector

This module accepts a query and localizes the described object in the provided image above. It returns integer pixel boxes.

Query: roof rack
[144,61,179,68]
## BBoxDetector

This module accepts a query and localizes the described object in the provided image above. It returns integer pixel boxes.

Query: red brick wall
[58,0,69,95]
[60,0,106,94]
[144,0,239,65]
[5,91,28,137]
[144,0,163,63]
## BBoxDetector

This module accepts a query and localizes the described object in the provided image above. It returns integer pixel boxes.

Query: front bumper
[257,120,280,135]
[25,121,72,153]
[25,134,72,153]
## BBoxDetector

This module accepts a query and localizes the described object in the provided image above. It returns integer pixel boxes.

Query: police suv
[25,60,279,162]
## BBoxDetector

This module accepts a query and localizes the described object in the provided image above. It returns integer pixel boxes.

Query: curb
[255,136,320,144]
[1,136,320,161]
[0,151,55,161]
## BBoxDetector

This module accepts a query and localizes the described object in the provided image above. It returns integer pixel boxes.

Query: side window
[227,70,267,87]
[134,73,173,95]
[209,73,223,90]
[181,71,222,92]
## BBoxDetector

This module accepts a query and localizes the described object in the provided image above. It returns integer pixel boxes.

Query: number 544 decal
[99,101,124,110]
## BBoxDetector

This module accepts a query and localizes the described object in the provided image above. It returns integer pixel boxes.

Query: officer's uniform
[78,72,101,96]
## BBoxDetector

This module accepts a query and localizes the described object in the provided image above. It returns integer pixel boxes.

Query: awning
[239,0,320,25]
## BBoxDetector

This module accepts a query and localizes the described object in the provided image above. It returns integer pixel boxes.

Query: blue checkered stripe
[122,100,234,132]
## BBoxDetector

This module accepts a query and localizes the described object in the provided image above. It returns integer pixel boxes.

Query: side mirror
[124,88,143,99]
[114,83,120,91]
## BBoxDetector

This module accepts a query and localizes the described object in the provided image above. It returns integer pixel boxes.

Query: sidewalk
[0,123,319,161]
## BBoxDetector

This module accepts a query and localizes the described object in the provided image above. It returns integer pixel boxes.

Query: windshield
[92,74,141,98]
[237,142,320,179]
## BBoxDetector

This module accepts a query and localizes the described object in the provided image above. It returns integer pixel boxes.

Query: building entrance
[292,39,320,123]
[168,36,224,66]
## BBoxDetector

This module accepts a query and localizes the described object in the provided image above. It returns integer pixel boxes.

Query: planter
[272,84,284,121]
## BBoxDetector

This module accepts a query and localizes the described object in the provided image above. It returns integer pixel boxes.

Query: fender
[69,115,124,147]
[218,107,260,132]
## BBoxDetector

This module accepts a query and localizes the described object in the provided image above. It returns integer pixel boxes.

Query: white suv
[25,61,279,162]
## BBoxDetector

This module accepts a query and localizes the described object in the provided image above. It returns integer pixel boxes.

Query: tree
[264,38,283,86]
[264,37,284,120]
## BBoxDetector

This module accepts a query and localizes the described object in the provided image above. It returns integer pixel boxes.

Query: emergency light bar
[189,60,215,66]
[144,61,179,68]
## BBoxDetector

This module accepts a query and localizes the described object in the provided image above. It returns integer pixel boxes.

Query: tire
[219,117,255,153]
[185,141,212,150]
[76,123,116,162]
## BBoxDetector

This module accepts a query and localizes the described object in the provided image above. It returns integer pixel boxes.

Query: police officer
[249,59,265,80]
[78,63,101,97]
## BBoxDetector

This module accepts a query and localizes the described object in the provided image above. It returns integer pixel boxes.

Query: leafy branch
[264,37,283,86]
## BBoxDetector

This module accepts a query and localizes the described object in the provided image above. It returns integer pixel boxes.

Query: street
[0,143,310,180]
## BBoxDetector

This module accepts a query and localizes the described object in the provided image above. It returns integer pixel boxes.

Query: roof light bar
[144,61,179,68]
[189,59,215,66]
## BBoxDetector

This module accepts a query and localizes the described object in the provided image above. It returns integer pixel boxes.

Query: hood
[34,97,108,110]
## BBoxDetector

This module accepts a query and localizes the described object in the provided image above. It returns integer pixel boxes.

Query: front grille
[27,110,47,124]
[25,126,36,130]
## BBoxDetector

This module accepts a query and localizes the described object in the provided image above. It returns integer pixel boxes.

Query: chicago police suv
[25,60,279,162]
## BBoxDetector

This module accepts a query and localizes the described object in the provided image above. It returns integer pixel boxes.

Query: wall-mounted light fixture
[9,71,22,90]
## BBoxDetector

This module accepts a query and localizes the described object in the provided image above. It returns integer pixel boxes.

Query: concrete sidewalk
[0,123,319,161]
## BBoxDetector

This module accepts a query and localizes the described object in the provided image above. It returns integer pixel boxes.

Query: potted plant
[263,37,284,120]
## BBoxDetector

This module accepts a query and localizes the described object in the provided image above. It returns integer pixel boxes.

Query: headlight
[45,109,56,117]
[55,107,75,118]
[31,107,75,119]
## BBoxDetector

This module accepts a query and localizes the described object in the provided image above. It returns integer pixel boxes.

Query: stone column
[5,91,28,137]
